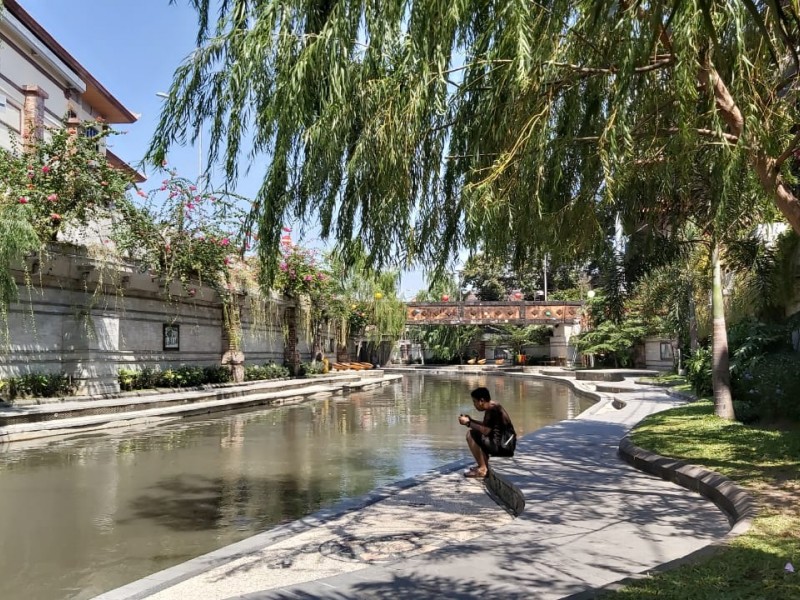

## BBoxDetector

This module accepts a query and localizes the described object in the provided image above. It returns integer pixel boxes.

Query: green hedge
[0,372,75,402]
[243,363,290,381]
[118,365,233,391]
[731,352,800,423]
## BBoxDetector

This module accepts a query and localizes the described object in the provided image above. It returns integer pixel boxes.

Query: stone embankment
[0,372,399,443]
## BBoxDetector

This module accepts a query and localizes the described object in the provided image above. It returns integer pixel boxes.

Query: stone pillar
[550,323,581,366]
[21,85,49,148]
[221,298,245,382]
[61,293,123,396]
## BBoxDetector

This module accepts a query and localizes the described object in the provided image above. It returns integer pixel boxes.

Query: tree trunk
[711,242,735,420]
[687,282,698,352]
[283,305,301,376]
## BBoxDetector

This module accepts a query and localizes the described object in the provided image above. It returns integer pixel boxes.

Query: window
[659,342,674,361]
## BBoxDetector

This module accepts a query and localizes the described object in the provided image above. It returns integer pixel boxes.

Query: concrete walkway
[95,373,744,600]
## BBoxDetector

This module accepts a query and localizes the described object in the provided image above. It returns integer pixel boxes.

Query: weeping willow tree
[327,250,406,362]
[153,1,800,414]
[153,1,800,273]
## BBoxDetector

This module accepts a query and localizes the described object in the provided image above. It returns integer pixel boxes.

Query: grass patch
[639,373,685,385]
[603,399,800,600]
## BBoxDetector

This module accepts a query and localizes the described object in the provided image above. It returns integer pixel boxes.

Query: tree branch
[549,57,673,76]
[774,130,800,170]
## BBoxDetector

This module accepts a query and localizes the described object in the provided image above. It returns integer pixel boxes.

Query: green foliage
[1,372,75,401]
[113,172,246,295]
[732,352,800,424]
[155,1,800,285]
[244,363,290,381]
[726,316,800,423]
[492,325,550,355]
[299,361,325,376]
[684,347,713,398]
[0,123,131,241]
[275,242,330,299]
[118,365,233,391]
[573,317,649,368]
[0,123,132,311]
[413,324,480,363]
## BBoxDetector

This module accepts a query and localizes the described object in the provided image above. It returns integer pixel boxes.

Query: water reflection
[0,373,590,600]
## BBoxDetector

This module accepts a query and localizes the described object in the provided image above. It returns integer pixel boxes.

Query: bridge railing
[405,301,583,326]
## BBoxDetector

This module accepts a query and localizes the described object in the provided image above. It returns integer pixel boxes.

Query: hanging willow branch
[154,0,800,284]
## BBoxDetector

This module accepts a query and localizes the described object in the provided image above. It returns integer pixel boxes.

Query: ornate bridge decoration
[405,301,583,326]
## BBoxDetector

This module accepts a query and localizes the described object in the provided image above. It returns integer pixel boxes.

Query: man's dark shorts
[470,429,502,456]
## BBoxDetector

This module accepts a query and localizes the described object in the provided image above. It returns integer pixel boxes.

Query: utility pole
[543,254,548,301]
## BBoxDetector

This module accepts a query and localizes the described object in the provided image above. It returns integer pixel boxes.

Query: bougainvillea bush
[0,123,134,310]
[113,172,247,295]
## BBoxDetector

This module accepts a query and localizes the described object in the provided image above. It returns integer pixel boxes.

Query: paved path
[96,375,733,600]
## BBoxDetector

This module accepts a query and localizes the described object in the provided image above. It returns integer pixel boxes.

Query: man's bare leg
[466,430,489,476]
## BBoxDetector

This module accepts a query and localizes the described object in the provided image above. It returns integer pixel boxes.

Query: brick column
[21,85,49,148]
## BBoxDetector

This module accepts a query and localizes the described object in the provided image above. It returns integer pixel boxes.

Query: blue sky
[18,0,429,297]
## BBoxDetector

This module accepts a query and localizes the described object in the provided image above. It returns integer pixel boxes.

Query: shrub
[118,364,233,391]
[684,347,712,398]
[300,361,325,376]
[244,362,290,381]
[203,365,232,384]
[1,372,75,401]
[731,352,800,423]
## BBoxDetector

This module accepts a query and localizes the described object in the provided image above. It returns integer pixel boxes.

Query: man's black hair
[470,387,491,402]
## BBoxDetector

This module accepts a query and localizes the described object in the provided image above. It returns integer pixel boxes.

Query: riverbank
[96,369,743,600]
[0,372,400,443]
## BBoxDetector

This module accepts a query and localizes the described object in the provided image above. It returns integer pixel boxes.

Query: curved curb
[618,436,756,533]
[561,438,757,600]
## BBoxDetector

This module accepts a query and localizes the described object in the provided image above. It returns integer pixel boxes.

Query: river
[0,372,590,599]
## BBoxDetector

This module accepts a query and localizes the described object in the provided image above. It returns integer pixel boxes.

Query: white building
[0,0,142,182]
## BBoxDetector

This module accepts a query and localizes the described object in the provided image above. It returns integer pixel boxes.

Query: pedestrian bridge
[405,301,583,326]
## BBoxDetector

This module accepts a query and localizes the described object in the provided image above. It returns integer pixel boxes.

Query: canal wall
[0,246,301,396]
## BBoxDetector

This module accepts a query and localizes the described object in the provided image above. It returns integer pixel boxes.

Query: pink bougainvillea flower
[189,185,197,192]
[165,243,171,252]
[18,196,29,204]
[282,226,292,232]
[161,159,168,167]
[47,193,58,202]
[50,213,61,221]
[317,273,326,280]
[220,238,230,246]
[185,203,195,210]
[41,165,50,174]
[304,274,313,281]
[160,186,167,191]
[223,257,231,265]
[137,190,147,198]
[279,263,288,272]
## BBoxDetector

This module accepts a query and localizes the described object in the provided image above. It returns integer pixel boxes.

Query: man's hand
[458,414,470,426]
